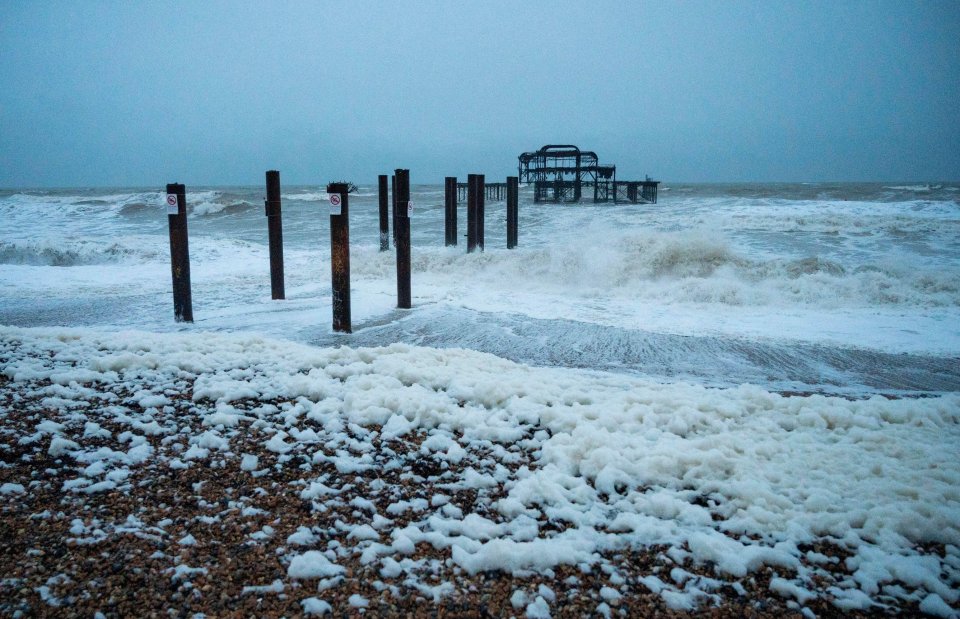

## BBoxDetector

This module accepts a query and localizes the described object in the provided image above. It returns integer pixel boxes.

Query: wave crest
[0,240,162,266]
[354,229,960,308]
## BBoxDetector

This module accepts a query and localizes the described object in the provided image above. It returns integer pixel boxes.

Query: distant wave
[190,199,258,216]
[282,192,329,202]
[0,239,162,266]
[657,197,960,240]
[2,191,164,215]
[0,190,266,218]
[883,184,942,192]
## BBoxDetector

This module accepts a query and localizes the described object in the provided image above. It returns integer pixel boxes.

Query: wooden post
[265,170,285,300]
[165,183,193,322]
[477,174,485,251]
[467,174,477,253]
[327,182,351,333]
[395,169,411,309]
[507,176,518,249]
[378,174,389,251]
[444,176,457,246]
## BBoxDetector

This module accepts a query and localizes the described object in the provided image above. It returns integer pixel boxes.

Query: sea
[1,182,958,397]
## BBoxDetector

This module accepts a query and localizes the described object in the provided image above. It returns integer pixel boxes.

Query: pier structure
[457,182,507,202]
[517,144,658,204]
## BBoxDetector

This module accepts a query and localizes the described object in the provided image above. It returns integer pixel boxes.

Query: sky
[0,1,958,187]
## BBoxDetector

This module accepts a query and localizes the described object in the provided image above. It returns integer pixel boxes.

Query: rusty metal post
[467,174,477,253]
[444,176,457,246]
[378,174,389,251]
[327,182,351,333]
[391,174,397,246]
[477,174,485,251]
[264,170,285,299]
[507,176,518,249]
[394,169,411,309]
[165,183,193,322]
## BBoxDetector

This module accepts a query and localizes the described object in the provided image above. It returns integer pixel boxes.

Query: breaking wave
[282,192,330,202]
[0,239,163,266]
[883,184,942,192]
[353,229,960,309]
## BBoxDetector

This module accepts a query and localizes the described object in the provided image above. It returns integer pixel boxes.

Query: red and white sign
[165,193,178,215]
[329,193,342,215]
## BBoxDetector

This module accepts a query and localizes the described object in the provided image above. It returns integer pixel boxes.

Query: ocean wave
[282,192,330,202]
[118,202,154,215]
[693,199,959,239]
[1,191,171,220]
[0,239,163,267]
[190,199,258,216]
[352,229,960,308]
[883,184,942,192]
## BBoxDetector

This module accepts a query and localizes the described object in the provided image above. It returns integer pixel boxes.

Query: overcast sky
[1,1,957,187]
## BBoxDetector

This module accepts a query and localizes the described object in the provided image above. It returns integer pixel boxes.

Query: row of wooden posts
[165,171,520,332]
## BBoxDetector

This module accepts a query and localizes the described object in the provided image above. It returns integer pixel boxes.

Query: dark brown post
[391,174,397,246]
[467,174,477,253]
[327,182,351,333]
[265,170,285,299]
[378,175,389,251]
[444,176,457,246]
[507,176,518,249]
[477,174,485,251]
[395,169,411,309]
[165,183,193,322]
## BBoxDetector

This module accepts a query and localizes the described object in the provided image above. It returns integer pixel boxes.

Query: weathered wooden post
[395,169,411,309]
[327,182,351,333]
[265,170,285,299]
[165,183,193,322]
[467,174,478,253]
[507,176,518,249]
[444,176,457,246]
[477,174,485,251]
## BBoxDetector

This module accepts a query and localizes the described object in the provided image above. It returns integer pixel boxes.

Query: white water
[1,183,958,394]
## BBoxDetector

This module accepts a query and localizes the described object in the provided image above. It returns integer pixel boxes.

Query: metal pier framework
[518,144,658,204]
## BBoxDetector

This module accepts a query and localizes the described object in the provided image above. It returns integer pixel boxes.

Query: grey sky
[1,1,957,187]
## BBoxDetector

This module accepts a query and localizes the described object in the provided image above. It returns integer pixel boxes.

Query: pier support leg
[467,174,477,253]
[378,175,389,251]
[327,183,351,333]
[265,170,285,300]
[166,183,193,322]
[477,174,485,251]
[391,175,397,247]
[507,176,518,249]
[395,169,411,309]
[445,176,457,246]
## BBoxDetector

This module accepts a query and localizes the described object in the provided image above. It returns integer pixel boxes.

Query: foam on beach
[2,326,958,614]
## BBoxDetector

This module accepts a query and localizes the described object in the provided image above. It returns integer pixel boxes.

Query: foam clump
[286,551,345,580]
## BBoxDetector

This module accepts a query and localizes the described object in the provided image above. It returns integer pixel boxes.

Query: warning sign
[166,193,179,215]
[329,193,342,216]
